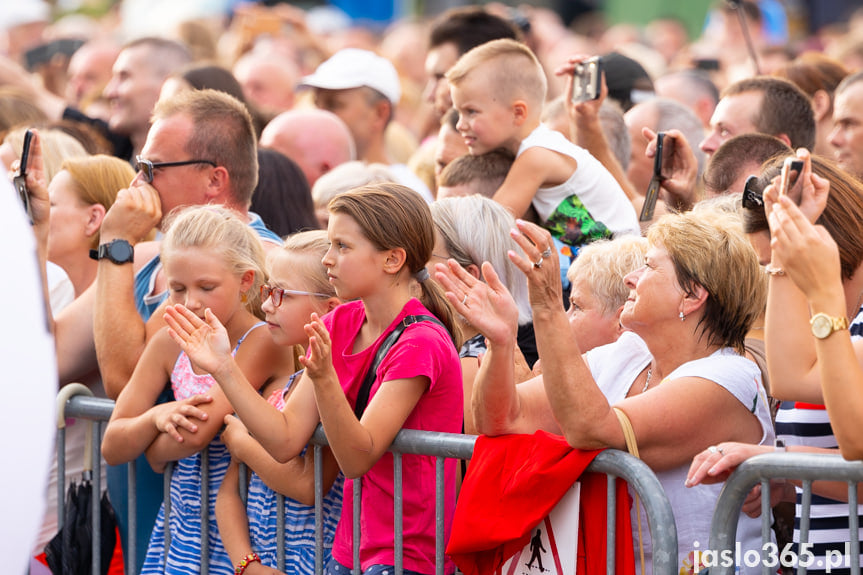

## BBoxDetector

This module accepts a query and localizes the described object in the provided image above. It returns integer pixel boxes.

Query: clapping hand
[164,305,233,377]
[299,313,337,384]
[507,220,563,315]
[434,259,519,347]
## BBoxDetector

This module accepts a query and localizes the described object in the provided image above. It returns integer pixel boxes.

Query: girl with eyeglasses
[215,230,344,575]
[101,205,296,575]
[166,183,464,575]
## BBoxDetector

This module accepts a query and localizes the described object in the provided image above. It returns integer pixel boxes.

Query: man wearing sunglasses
[40,89,284,572]
[94,88,282,394]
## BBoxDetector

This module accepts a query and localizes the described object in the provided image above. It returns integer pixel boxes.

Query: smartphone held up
[638,132,676,222]
[570,57,602,103]
[12,130,34,225]
[778,157,804,199]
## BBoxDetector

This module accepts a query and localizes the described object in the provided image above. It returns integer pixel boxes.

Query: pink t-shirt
[323,298,463,575]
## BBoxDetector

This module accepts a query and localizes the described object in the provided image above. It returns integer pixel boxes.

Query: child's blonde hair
[276,230,339,371]
[161,205,268,318]
[446,38,546,109]
[281,230,337,299]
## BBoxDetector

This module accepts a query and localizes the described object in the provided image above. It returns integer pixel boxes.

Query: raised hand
[763,149,828,226]
[769,195,842,302]
[151,394,213,442]
[642,127,699,211]
[20,129,50,227]
[508,220,564,315]
[434,258,519,347]
[555,54,606,128]
[99,178,162,245]
[299,313,337,383]
[164,305,233,376]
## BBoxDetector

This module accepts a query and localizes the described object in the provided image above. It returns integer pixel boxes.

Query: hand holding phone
[639,132,675,222]
[570,57,602,104]
[778,157,804,198]
[12,130,34,225]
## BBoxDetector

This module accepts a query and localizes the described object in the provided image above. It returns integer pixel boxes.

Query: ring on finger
[541,246,553,259]
[708,445,719,454]
[461,294,468,306]
[533,256,543,269]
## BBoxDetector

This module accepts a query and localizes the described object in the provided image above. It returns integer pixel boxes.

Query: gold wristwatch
[810,312,849,339]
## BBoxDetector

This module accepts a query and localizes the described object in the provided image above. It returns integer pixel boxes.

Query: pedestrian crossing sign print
[498,482,581,575]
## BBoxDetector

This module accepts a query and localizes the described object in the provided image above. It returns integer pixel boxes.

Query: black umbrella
[44,384,119,575]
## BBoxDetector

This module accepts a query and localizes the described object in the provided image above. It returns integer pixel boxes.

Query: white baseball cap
[302,48,401,105]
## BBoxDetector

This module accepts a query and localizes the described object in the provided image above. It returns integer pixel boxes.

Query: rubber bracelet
[235,552,261,575]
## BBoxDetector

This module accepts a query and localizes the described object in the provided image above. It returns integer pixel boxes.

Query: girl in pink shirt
[165,183,463,575]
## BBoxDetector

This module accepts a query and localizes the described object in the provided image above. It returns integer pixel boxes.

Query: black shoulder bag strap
[353,314,446,419]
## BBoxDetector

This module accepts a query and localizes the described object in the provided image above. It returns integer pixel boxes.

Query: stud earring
[679,311,685,321]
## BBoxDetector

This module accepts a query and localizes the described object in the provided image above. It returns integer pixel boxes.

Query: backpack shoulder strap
[353,315,445,419]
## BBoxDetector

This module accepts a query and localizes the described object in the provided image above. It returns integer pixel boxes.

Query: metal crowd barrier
[57,388,679,575]
[707,452,863,575]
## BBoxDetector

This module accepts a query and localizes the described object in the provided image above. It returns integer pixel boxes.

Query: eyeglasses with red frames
[260,285,331,307]
[135,155,217,184]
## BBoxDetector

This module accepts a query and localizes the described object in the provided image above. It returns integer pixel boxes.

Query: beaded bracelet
[235,552,261,575]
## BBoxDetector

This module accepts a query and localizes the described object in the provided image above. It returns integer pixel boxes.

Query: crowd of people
[4,1,863,574]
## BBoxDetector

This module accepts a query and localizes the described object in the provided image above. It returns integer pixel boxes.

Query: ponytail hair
[328,183,462,347]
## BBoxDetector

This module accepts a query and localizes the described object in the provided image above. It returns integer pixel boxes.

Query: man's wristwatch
[810,312,849,339]
[89,239,134,265]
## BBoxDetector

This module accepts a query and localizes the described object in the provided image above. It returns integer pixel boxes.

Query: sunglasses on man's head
[134,156,217,184]
[741,175,764,210]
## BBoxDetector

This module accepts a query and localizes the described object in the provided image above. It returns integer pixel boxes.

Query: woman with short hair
[436,211,774,573]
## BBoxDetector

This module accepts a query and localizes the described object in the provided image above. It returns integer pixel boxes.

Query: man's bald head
[260,109,356,187]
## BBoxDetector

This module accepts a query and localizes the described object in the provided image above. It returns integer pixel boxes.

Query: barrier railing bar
[315,444,324,575]
[797,479,811,575]
[57,426,66,530]
[395,452,404,575]
[239,463,248,503]
[708,452,863,575]
[92,420,101,575]
[851,482,860,575]
[760,480,770,575]
[587,450,678,574]
[352,475,361,575]
[201,448,210,575]
[277,491,286,572]
[435,456,445,575]
[128,458,137,575]
[607,474,616,574]
[163,461,173,568]
[62,395,679,575]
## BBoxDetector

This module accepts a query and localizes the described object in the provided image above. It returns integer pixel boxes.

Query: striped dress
[773,306,863,575]
[245,370,343,575]
[142,323,265,575]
